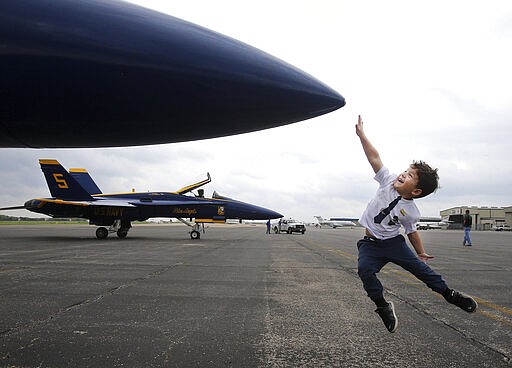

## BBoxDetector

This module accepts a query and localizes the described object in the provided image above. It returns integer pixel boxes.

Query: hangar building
[440,206,512,230]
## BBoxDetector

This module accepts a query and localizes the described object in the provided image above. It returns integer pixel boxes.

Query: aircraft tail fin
[39,159,94,200]
[314,216,324,221]
[69,168,102,194]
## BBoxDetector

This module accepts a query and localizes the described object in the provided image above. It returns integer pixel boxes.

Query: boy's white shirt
[359,166,420,239]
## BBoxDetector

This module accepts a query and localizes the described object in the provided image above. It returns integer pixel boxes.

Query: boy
[355,115,477,333]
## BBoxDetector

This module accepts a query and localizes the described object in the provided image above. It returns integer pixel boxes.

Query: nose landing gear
[176,218,205,239]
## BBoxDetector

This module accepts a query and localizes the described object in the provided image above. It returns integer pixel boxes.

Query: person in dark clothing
[463,209,472,246]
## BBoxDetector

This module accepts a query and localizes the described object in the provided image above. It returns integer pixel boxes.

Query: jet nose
[1,0,345,148]
[226,201,283,220]
[263,208,284,220]
[251,207,283,220]
[247,206,283,220]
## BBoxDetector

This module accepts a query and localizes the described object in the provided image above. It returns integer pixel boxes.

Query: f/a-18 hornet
[0,160,283,239]
[1,0,344,148]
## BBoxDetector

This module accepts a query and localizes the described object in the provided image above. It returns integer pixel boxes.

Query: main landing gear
[95,219,131,239]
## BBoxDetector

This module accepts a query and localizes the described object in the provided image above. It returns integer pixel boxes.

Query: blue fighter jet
[0,160,282,239]
[0,0,344,148]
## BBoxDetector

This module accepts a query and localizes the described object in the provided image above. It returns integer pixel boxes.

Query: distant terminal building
[440,206,512,230]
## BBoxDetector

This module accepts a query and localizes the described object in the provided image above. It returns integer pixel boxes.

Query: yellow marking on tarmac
[382,268,423,287]
[473,296,512,316]
[304,238,512,328]
[305,239,357,261]
[478,309,512,327]
[384,266,512,320]
[385,265,512,324]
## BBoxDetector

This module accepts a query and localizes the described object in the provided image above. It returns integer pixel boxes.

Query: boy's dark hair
[411,160,439,198]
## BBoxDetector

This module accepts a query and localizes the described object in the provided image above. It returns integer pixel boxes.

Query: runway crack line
[389,289,511,363]
[0,262,184,339]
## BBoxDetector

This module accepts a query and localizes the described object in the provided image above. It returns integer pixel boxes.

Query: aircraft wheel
[117,229,128,238]
[96,227,108,239]
[287,228,292,234]
[190,230,201,240]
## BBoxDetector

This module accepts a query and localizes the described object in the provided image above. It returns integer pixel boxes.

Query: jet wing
[0,205,26,210]
[35,198,137,208]
[89,199,137,207]
[128,199,221,206]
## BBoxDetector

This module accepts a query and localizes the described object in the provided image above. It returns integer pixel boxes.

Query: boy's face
[393,166,422,199]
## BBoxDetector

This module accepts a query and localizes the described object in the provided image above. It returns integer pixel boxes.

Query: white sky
[1,0,512,222]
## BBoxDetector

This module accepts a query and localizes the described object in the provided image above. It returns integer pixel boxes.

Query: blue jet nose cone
[245,205,283,220]
[0,0,345,148]
[223,199,283,220]
[261,208,284,220]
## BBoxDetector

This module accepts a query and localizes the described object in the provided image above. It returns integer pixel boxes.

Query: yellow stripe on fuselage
[37,198,90,207]
[98,192,159,197]
[195,219,226,223]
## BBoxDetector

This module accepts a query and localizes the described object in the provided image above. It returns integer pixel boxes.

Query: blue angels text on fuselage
[0,159,282,240]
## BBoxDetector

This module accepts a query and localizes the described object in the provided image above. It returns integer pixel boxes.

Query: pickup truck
[273,219,306,234]
[494,224,511,231]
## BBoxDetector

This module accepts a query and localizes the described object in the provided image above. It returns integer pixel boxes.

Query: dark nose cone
[256,208,284,221]
[0,0,345,148]
[225,201,283,220]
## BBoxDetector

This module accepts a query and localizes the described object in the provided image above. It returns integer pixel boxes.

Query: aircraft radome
[0,0,345,148]
[0,159,283,240]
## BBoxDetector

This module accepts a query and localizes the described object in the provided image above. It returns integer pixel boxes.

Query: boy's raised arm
[356,115,383,174]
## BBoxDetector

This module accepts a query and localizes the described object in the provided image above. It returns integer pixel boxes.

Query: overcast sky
[1,0,512,222]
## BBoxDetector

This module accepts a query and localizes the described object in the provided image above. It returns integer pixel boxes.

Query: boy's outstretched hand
[417,252,435,263]
[355,114,383,173]
[355,114,364,137]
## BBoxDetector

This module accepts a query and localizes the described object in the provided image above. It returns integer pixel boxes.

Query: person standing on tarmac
[463,209,472,246]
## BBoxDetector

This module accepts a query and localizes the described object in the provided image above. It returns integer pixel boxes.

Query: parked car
[494,224,511,231]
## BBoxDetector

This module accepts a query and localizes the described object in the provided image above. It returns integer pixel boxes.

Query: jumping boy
[355,115,477,333]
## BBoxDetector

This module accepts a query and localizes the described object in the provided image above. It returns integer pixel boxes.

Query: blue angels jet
[0,160,283,239]
[0,0,344,148]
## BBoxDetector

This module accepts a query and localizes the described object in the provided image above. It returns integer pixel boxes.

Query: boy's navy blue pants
[357,235,448,300]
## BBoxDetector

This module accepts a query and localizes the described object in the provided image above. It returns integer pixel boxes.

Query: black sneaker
[444,290,478,313]
[375,302,398,333]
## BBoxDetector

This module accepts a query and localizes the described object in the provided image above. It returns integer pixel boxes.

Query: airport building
[440,206,512,230]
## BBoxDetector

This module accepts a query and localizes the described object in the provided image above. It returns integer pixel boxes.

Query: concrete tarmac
[0,224,510,367]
